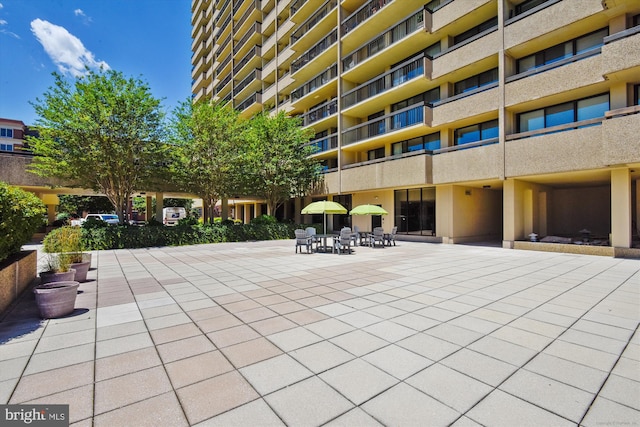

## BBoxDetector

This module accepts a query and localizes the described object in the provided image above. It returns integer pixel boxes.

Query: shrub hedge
[79,222,303,250]
[0,181,46,263]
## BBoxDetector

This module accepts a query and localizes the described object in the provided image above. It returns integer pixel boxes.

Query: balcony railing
[217,54,232,72]
[234,69,260,94]
[215,73,232,94]
[235,0,259,33]
[233,45,261,75]
[343,55,426,108]
[306,132,338,153]
[237,91,262,111]
[342,0,391,35]
[343,10,424,72]
[291,0,337,43]
[299,99,338,126]
[234,22,260,55]
[291,30,338,73]
[505,117,605,141]
[342,102,427,145]
[290,0,308,15]
[291,64,338,101]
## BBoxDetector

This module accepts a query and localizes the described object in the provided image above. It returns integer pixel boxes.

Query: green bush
[250,214,277,225]
[0,181,46,263]
[79,222,300,250]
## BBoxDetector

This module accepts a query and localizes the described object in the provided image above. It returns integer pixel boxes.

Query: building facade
[0,118,30,152]
[191,0,640,250]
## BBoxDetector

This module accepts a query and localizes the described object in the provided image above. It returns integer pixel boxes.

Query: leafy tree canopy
[27,69,167,223]
[245,111,321,215]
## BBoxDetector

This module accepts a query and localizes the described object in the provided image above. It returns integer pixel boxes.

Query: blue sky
[0,0,193,126]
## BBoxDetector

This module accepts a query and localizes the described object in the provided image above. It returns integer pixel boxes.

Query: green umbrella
[301,200,347,234]
[349,204,388,216]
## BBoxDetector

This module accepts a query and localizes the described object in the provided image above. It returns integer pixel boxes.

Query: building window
[367,147,385,160]
[454,120,498,145]
[635,85,640,106]
[394,188,435,235]
[392,132,440,154]
[518,93,609,132]
[0,128,14,138]
[392,88,440,112]
[453,17,497,45]
[454,68,498,95]
[517,28,608,73]
[514,0,549,16]
[633,14,639,27]
[0,143,13,151]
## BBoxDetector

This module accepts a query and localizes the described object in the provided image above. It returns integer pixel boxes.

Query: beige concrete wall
[0,250,37,315]
[504,0,603,50]
[0,154,61,187]
[503,179,552,242]
[432,32,500,79]
[550,185,610,237]
[602,114,640,166]
[611,168,632,248]
[505,126,604,177]
[437,185,502,243]
[431,0,494,33]
[340,155,431,193]
[602,32,640,78]
[432,87,500,127]
[504,55,605,108]
[432,143,503,184]
[350,190,394,233]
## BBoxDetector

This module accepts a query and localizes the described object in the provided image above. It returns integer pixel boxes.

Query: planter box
[0,250,37,315]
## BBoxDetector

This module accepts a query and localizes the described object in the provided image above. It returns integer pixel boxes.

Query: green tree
[246,111,322,215]
[27,69,167,223]
[169,100,246,224]
[58,195,114,215]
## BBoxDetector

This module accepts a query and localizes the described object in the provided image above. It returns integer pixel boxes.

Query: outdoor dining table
[314,234,338,253]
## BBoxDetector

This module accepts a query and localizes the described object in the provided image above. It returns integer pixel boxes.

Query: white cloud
[0,19,6,25]
[74,9,85,17]
[30,18,108,77]
[0,3,3,9]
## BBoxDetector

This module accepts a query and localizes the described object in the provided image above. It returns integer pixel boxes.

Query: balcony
[290,0,315,23]
[215,73,232,98]
[432,85,499,127]
[341,153,432,192]
[299,99,337,126]
[505,50,603,108]
[234,0,260,39]
[431,28,499,80]
[233,45,261,76]
[342,102,433,149]
[504,0,603,52]
[341,0,411,53]
[291,64,338,110]
[342,55,430,114]
[236,91,262,116]
[233,22,262,58]
[505,117,606,177]
[342,10,428,81]
[429,0,493,34]
[234,69,262,100]
[291,1,338,51]
[602,28,640,80]
[306,132,338,155]
[290,30,338,75]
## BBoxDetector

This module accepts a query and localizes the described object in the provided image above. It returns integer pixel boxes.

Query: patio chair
[305,226,319,250]
[334,229,353,254]
[295,229,312,254]
[368,227,385,248]
[352,225,360,246]
[384,226,398,246]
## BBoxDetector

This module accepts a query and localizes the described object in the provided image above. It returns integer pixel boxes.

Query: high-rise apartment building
[191,0,640,251]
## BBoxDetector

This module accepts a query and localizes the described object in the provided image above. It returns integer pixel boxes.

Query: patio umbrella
[301,200,347,234]
[349,204,388,216]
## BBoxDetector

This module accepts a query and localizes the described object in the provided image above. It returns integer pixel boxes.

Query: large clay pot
[39,269,76,284]
[69,261,91,282]
[33,281,79,318]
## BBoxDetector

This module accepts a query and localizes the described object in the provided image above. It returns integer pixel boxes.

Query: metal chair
[384,226,397,246]
[295,229,312,253]
[368,227,385,248]
[334,228,353,254]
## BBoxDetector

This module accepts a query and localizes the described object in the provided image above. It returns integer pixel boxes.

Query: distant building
[0,118,27,152]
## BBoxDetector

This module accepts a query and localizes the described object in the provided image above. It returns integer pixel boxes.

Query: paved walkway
[1,240,638,426]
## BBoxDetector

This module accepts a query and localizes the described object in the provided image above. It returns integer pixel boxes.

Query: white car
[82,214,120,225]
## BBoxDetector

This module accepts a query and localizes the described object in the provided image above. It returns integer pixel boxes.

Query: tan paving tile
[94,366,172,415]
[194,398,284,427]
[166,350,234,388]
[157,334,217,363]
[24,384,94,424]
[95,390,188,426]
[196,314,243,333]
[284,308,329,325]
[319,358,398,405]
[220,337,283,368]
[234,306,278,323]
[239,354,313,395]
[23,343,94,375]
[249,316,297,336]
[207,325,260,348]
[177,371,259,425]
[95,347,162,382]
[10,361,94,403]
[149,322,203,345]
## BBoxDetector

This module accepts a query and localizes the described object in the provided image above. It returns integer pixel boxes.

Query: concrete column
[436,185,453,243]
[611,168,631,248]
[155,192,164,223]
[221,198,229,220]
[145,196,153,222]
[503,179,518,248]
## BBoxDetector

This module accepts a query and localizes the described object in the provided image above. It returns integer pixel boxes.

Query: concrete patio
[0,240,638,426]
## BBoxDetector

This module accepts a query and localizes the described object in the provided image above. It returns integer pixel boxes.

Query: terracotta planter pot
[33,281,79,318]
[69,261,90,282]
[39,269,76,284]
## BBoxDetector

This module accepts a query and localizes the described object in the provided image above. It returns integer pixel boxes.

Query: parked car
[82,213,120,225]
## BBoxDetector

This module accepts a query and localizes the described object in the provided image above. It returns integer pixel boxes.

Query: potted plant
[39,252,76,284]
[43,226,91,282]
[34,280,79,318]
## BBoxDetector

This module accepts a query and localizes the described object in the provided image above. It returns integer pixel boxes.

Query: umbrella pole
[324,212,327,235]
